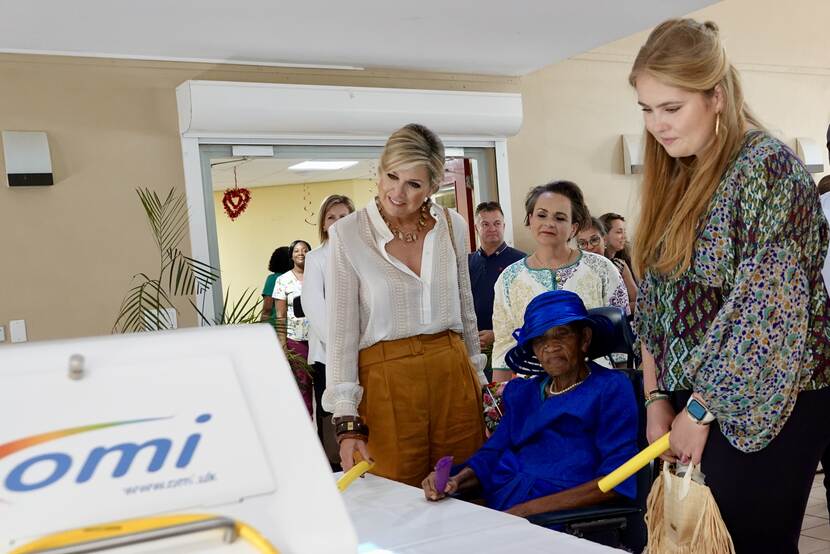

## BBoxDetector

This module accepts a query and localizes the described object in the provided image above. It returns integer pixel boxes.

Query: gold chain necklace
[375,197,429,243]
[547,369,590,396]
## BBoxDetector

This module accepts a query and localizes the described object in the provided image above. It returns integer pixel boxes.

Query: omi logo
[0,413,211,492]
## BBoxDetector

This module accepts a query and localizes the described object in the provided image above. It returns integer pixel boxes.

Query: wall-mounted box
[622,134,644,175]
[1,131,53,186]
[796,137,826,173]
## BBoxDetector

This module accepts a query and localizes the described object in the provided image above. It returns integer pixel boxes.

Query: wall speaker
[2,131,54,187]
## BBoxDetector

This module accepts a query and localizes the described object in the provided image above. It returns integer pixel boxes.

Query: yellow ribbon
[337,460,374,492]
[598,432,670,493]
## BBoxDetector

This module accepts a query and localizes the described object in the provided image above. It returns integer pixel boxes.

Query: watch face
[687,399,707,421]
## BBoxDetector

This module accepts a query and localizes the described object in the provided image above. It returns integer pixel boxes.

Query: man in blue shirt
[468,202,526,382]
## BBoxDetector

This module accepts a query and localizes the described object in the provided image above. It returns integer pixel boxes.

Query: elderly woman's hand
[422,471,460,501]
[422,467,478,502]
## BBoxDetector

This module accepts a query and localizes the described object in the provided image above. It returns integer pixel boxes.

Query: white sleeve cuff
[470,354,489,385]
[321,382,364,417]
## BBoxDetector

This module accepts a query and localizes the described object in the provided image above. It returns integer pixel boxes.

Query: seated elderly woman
[422,290,638,516]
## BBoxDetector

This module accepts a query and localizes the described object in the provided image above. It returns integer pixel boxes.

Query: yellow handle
[337,460,374,492]
[10,514,279,554]
[598,432,671,493]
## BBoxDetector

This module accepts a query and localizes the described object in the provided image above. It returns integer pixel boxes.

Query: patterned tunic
[492,251,629,370]
[634,131,830,453]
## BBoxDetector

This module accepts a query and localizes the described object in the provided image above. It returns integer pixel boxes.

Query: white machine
[0,325,357,554]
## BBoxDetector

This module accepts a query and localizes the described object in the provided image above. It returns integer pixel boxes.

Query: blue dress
[463,363,638,511]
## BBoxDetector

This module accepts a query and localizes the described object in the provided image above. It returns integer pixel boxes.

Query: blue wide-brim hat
[505,290,614,375]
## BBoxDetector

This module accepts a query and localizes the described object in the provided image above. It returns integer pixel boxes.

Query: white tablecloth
[340,473,624,553]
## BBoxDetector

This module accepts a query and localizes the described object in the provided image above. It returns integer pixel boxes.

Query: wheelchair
[525,306,652,552]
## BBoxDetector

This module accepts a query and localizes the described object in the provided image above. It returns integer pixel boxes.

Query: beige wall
[213,179,376,295]
[3,0,828,341]
[0,54,517,342]
[506,0,830,252]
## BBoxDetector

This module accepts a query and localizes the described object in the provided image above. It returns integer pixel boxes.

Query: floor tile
[806,501,830,519]
[800,535,830,554]
[803,515,829,530]
[803,523,830,541]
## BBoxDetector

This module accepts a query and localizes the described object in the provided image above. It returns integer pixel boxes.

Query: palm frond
[113,274,176,333]
[164,251,221,296]
[216,287,263,325]
[118,187,266,336]
[137,187,190,257]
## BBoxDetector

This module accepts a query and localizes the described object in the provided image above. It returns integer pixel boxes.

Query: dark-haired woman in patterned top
[630,19,830,553]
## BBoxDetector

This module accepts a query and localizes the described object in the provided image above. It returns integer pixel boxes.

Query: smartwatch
[685,396,715,425]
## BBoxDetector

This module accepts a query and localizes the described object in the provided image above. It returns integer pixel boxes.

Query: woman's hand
[505,501,534,517]
[339,437,372,472]
[647,399,678,462]
[422,472,461,501]
[478,330,495,348]
[670,409,710,466]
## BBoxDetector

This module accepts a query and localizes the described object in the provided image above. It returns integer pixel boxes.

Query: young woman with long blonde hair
[631,19,830,552]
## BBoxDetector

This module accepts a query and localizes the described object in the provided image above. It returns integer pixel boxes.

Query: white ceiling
[0,0,717,76]
[211,158,378,189]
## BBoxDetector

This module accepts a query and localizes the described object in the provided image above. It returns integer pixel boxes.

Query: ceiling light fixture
[288,161,359,171]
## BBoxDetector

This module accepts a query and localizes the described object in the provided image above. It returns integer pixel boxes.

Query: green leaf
[165,251,220,296]
[113,273,177,333]
[137,187,190,256]
[216,287,263,325]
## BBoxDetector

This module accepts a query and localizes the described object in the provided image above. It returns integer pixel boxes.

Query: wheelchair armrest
[526,503,641,527]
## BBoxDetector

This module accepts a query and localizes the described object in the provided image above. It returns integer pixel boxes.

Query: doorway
[199,144,501,313]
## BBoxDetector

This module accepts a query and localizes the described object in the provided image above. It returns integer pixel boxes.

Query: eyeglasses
[577,235,603,249]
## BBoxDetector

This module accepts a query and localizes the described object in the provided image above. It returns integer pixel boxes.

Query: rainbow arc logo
[0,415,210,493]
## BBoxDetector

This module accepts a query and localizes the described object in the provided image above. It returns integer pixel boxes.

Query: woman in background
[274,239,313,415]
[577,217,637,313]
[490,181,629,382]
[260,246,292,325]
[599,212,637,282]
[303,194,355,466]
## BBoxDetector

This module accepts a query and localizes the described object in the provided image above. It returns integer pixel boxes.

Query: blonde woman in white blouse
[323,124,487,486]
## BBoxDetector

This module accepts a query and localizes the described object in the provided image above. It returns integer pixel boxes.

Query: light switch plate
[9,320,27,343]
[0,326,5,342]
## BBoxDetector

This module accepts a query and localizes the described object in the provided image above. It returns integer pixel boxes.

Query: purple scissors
[434,455,454,493]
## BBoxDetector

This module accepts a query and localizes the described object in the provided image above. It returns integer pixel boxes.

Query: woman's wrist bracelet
[333,415,369,438]
[644,391,670,408]
[644,396,669,408]
[336,431,368,445]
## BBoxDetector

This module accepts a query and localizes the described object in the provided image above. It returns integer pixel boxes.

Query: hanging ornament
[222,165,252,221]
[303,183,316,225]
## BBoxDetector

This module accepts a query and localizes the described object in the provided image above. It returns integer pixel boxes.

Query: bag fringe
[645,470,665,552]
[690,489,736,554]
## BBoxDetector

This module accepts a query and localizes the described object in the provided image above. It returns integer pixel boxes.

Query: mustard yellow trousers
[358,331,486,487]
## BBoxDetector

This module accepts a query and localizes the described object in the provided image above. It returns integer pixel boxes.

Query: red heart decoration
[222,187,252,221]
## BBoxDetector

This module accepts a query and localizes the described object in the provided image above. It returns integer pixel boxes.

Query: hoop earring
[715,113,720,137]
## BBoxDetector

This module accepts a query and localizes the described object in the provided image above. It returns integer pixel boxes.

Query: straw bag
[645,463,735,554]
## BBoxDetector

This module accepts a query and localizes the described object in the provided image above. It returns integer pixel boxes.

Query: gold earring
[715,113,720,137]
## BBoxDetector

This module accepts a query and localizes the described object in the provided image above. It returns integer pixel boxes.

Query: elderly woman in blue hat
[422,290,638,516]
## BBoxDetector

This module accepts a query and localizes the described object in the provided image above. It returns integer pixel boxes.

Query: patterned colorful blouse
[634,131,830,453]
[492,251,629,370]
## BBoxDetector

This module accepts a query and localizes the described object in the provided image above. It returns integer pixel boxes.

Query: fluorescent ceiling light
[288,160,359,171]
